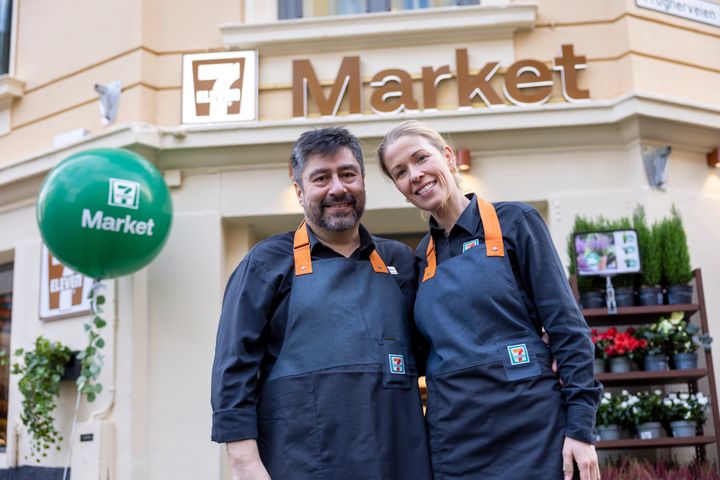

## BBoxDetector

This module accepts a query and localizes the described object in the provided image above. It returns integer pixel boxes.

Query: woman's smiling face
[381,134,458,215]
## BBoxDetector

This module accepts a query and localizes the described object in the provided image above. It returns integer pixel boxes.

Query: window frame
[0,0,16,77]
[278,0,481,21]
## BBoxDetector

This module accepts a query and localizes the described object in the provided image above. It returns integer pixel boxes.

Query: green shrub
[632,205,662,286]
[659,205,693,286]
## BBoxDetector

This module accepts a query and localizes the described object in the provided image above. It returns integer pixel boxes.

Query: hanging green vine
[77,283,107,403]
[11,337,72,461]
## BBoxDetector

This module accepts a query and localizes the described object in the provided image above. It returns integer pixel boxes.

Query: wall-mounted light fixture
[456,149,472,172]
[707,148,720,168]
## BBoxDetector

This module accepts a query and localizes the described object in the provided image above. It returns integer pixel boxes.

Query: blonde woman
[377,121,602,480]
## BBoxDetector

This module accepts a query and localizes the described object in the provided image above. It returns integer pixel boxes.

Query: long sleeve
[211,257,277,443]
[508,208,602,444]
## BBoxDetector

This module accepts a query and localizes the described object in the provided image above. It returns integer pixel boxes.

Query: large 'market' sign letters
[293,45,589,117]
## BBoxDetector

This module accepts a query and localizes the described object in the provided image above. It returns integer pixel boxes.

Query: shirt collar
[306,223,376,257]
[429,193,480,237]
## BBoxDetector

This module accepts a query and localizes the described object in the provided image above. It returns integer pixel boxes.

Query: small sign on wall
[636,0,720,28]
[181,50,258,124]
[40,246,92,320]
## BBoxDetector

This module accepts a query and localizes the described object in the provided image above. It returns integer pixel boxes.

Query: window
[0,263,12,450]
[278,0,478,19]
[0,0,11,76]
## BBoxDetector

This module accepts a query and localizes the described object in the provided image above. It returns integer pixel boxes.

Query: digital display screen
[574,229,642,276]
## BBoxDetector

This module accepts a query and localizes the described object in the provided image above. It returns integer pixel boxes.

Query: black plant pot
[667,285,693,305]
[61,351,82,382]
[638,286,664,306]
[580,291,604,309]
[614,287,635,307]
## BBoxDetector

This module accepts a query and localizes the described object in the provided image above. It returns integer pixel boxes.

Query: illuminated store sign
[293,44,590,118]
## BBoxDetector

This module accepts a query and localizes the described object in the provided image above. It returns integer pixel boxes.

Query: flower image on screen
[575,230,641,277]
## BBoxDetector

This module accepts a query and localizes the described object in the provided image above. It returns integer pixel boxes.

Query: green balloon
[37,148,173,279]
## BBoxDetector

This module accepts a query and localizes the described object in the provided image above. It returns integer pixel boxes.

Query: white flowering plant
[664,392,710,424]
[628,390,666,425]
[597,390,635,428]
[597,392,624,427]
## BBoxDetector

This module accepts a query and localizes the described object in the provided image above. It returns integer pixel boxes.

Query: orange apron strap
[293,221,313,276]
[477,198,505,257]
[294,221,390,275]
[422,237,437,282]
[421,197,505,282]
[369,250,389,274]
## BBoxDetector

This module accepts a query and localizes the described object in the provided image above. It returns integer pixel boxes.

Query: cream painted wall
[145,183,225,479]
[15,0,143,89]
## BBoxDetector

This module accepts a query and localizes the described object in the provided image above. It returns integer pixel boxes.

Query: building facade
[0,0,719,478]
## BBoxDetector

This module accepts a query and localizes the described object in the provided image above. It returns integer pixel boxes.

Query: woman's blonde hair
[376,120,452,179]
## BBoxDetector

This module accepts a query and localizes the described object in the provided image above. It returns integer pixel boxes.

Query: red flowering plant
[602,327,648,362]
[591,328,615,360]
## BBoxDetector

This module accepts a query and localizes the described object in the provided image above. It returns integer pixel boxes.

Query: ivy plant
[11,337,72,462]
[77,284,107,403]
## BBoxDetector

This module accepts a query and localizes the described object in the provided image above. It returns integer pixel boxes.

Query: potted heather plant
[628,390,666,439]
[664,391,709,437]
[633,206,663,305]
[659,206,693,304]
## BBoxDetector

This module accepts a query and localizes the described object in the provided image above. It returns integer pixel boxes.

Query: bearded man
[211,127,432,480]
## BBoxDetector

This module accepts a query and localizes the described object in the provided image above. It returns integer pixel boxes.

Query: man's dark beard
[306,194,365,232]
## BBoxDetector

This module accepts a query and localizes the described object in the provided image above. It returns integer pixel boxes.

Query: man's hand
[227,440,271,480]
[562,437,600,480]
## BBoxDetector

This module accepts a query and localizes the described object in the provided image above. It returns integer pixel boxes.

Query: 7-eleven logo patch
[507,344,530,365]
[463,239,480,252]
[389,354,406,374]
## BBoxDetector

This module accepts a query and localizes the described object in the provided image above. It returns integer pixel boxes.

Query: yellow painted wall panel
[15,0,143,89]
[141,0,241,52]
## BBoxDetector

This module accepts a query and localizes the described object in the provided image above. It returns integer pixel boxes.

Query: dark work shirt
[211,224,418,444]
[416,194,602,444]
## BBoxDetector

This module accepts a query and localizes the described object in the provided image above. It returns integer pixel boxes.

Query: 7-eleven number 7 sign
[507,344,530,365]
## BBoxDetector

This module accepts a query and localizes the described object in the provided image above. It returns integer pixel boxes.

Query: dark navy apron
[257,222,432,480]
[416,198,566,480]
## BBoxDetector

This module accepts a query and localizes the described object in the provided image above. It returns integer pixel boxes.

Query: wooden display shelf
[597,436,715,450]
[597,369,707,386]
[582,304,699,326]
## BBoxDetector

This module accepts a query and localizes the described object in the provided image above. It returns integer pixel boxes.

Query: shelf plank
[597,436,715,449]
[597,369,707,386]
[583,304,699,326]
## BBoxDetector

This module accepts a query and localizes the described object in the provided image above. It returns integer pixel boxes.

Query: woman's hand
[562,437,600,480]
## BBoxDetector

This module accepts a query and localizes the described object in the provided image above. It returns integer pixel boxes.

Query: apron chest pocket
[494,333,542,382]
[382,339,411,389]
